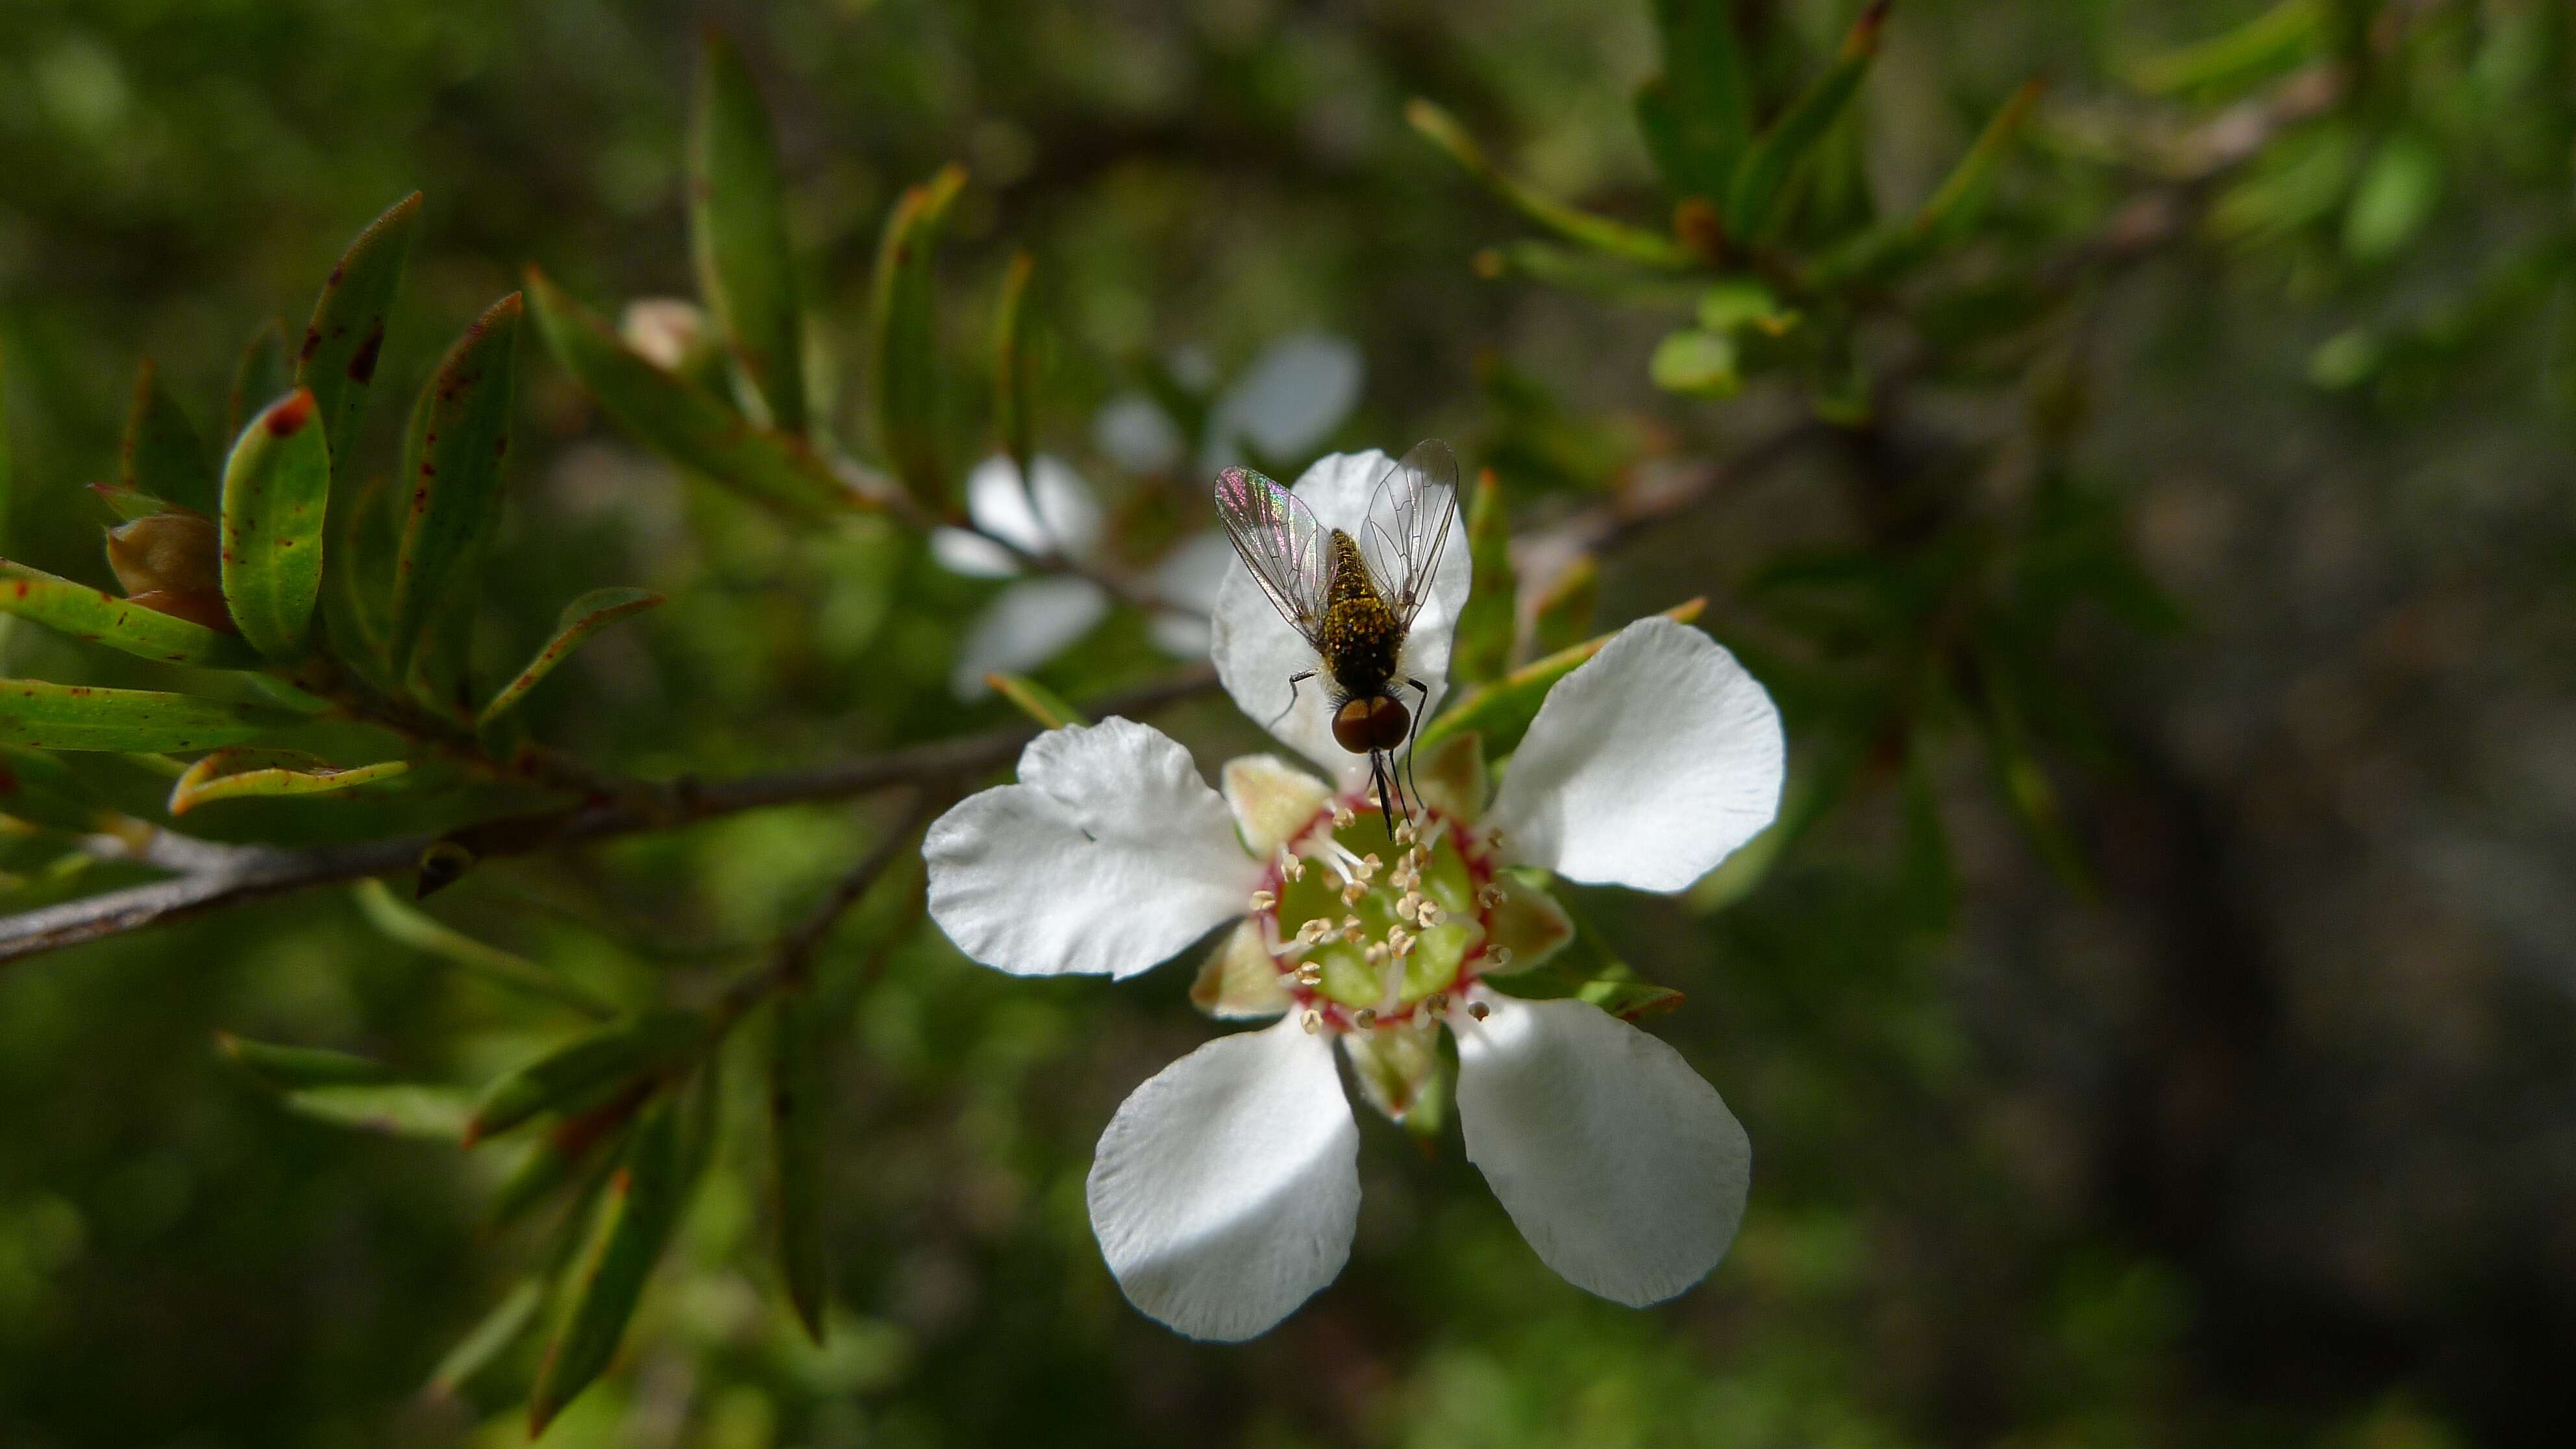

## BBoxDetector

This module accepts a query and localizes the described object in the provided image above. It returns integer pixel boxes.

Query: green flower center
[1254,802,1502,1030]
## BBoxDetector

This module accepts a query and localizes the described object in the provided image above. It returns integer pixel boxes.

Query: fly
[1215,440,1460,832]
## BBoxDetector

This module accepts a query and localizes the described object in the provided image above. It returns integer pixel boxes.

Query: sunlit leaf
[285,1082,475,1139]
[1418,597,1705,758]
[426,1279,545,1404]
[529,1098,686,1433]
[1407,99,1695,269]
[1529,556,1598,658]
[219,386,332,660]
[0,679,308,752]
[1450,469,1514,686]
[691,28,808,433]
[526,267,864,516]
[869,164,967,510]
[984,673,1085,730]
[0,560,258,669]
[478,587,664,728]
[297,192,422,489]
[2344,129,2442,264]
[465,1011,706,1146]
[167,748,410,815]
[1648,328,1740,397]
[215,1032,393,1090]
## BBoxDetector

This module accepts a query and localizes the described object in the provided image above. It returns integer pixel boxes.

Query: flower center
[1249,798,1506,1034]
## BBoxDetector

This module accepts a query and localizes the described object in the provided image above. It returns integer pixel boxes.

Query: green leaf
[525,267,862,517]
[985,673,1086,730]
[691,29,808,434]
[1635,0,1752,203]
[121,359,212,514]
[465,1011,706,1146]
[1419,597,1704,759]
[227,319,290,441]
[1726,2,1888,239]
[2130,0,2322,100]
[1451,469,1515,686]
[167,748,411,815]
[1813,79,2042,284]
[993,249,1036,473]
[477,587,664,728]
[297,192,422,489]
[0,560,258,669]
[0,679,308,752]
[530,1098,687,1433]
[0,343,12,554]
[285,1082,475,1139]
[771,995,828,1343]
[219,386,332,660]
[388,293,521,683]
[869,164,967,510]
[1529,556,1598,658]
[426,1279,545,1403]
[321,469,397,681]
[354,878,617,1017]
[2344,129,2442,263]
[1697,277,1799,335]
[1407,99,1695,269]
[0,745,116,834]
[1485,892,1683,1021]
[215,1032,393,1090]
[1648,328,1740,398]
[88,482,170,523]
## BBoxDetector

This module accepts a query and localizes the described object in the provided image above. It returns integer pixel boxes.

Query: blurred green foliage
[1,0,2573,1445]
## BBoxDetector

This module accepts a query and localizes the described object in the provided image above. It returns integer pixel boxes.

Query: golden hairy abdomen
[1319,530,1400,697]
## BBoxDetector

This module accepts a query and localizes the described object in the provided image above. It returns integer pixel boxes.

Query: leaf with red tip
[298,193,422,488]
[477,587,663,728]
[1726,2,1890,238]
[388,294,521,684]
[528,1098,686,1432]
[219,387,332,660]
[168,747,411,815]
[465,1011,705,1147]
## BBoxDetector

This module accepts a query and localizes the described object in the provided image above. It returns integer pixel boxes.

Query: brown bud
[105,511,221,601]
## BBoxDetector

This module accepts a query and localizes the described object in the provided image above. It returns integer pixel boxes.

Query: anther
[1467,1001,1490,1021]
[1353,1008,1378,1030]
[1278,847,1306,882]
[1341,915,1366,943]
[1295,919,1330,946]
[1387,926,1415,958]
[1332,803,1356,828]
[1248,889,1276,912]
[1487,945,1513,969]
[1364,941,1389,965]
[1301,1009,1322,1034]
[1425,992,1449,1018]
[1394,818,1417,845]
[1340,881,1366,906]
[1417,900,1443,927]
[1295,965,1322,985]
[1357,853,1380,880]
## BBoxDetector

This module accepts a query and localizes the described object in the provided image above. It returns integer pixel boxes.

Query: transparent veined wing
[1214,465,1331,644]
[1359,439,1461,626]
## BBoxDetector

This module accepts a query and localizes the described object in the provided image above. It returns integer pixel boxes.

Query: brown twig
[0,665,1217,965]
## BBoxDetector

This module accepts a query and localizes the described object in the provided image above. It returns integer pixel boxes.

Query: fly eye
[1366,697,1411,750]
[1331,699,1378,754]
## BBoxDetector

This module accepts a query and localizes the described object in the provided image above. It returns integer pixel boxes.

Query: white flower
[922,449,1786,1341]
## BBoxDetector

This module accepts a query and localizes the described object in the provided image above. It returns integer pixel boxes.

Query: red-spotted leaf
[477,587,663,728]
[388,293,521,683]
[219,388,332,660]
[0,679,309,752]
[297,193,422,489]
[167,748,411,815]
[0,560,257,669]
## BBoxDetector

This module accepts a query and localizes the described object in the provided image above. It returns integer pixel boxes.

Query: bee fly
[1215,440,1461,830]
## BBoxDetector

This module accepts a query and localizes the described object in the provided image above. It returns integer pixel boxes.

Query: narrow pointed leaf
[1530,555,1599,658]
[0,560,258,668]
[168,748,411,814]
[0,680,308,752]
[427,1279,545,1402]
[215,1032,393,1090]
[297,193,422,488]
[227,319,290,440]
[354,878,617,1017]
[489,1091,643,1230]
[388,293,520,682]
[1635,0,1752,201]
[285,1082,475,1139]
[465,1011,706,1146]
[526,268,863,515]
[771,996,828,1341]
[1452,469,1514,685]
[121,359,212,513]
[869,164,967,510]
[993,250,1035,472]
[321,469,395,682]
[1727,2,1889,238]
[0,744,116,834]
[219,387,332,659]
[477,587,664,728]
[1408,99,1695,269]
[691,29,806,433]
[1417,597,1705,759]
[984,673,1085,730]
[1484,897,1684,1021]
[1813,78,2042,284]
[88,482,172,523]
[530,1099,686,1433]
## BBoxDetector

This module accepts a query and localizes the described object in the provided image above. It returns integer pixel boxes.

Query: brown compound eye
[1331,696,1411,754]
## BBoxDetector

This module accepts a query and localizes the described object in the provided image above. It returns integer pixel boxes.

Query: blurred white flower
[921,449,1786,1340]
[1197,331,1363,476]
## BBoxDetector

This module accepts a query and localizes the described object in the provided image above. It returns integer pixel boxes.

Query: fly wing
[1359,439,1461,626]
[1214,465,1331,642]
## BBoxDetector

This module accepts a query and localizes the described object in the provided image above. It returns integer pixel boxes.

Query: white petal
[1095,393,1186,475]
[930,526,1021,580]
[1487,617,1783,893]
[1211,450,1470,787]
[924,719,1259,978]
[1151,530,1237,615]
[1087,1014,1359,1341]
[963,452,1102,560]
[947,577,1111,699]
[1215,332,1363,459]
[1453,993,1750,1306]
[1148,610,1212,659]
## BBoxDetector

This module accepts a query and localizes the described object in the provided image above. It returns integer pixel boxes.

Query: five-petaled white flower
[922,449,1786,1340]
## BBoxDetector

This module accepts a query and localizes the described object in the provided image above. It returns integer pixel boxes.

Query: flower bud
[105,510,233,632]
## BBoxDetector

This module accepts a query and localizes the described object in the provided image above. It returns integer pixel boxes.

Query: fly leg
[1398,677,1431,824]
[1265,671,1317,730]
[1369,749,1399,841]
